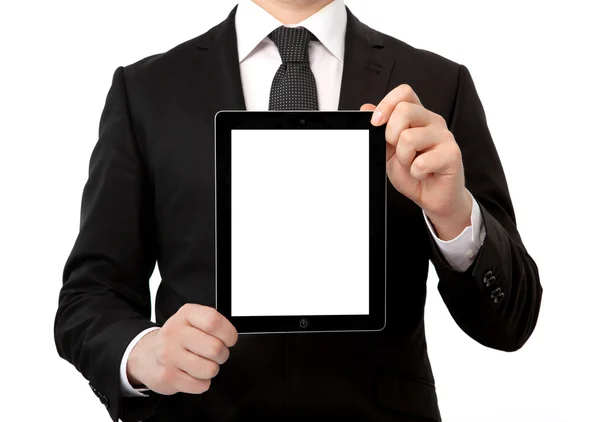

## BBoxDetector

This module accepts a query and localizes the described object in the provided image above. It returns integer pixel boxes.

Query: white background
[1,1,598,421]
[231,130,370,317]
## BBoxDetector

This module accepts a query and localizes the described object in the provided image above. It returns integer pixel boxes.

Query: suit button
[483,270,495,287]
[89,382,109,406]
[491,287,503,303]
[89,383,98,395]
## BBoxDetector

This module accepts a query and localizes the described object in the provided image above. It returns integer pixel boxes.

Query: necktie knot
[268,26,316,63]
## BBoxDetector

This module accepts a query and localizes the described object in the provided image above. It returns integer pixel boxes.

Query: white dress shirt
[119,0,486,397]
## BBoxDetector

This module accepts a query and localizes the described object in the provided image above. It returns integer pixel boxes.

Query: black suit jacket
[54,6,542,422]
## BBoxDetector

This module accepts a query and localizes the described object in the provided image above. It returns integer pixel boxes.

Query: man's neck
[251,0,334,24]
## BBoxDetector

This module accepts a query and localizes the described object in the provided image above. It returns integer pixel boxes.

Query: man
[54,1,543,421]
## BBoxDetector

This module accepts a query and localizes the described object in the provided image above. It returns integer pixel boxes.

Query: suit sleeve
[54,66,163,422]
[428,64,543,352]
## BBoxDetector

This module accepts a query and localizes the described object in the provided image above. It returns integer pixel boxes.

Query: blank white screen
[230,129,370,317]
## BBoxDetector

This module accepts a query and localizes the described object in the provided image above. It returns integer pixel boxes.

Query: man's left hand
[361,84,472,240]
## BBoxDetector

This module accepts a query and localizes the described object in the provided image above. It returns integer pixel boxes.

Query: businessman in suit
[54,1,543,421]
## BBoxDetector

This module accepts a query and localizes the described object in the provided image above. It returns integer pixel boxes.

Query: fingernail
[371,110,382,125]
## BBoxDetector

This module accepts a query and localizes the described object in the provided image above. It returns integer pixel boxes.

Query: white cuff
[423,192,487,272]
[119,326,161,397]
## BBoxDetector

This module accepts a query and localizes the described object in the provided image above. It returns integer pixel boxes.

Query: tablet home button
[299,318,309,329]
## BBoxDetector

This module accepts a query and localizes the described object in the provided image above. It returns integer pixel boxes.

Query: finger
[181,304,239,348]
[410,146,458,180]
[386,142,396,162]
[181,325,230,365]
[360,103,377,111]
[173,369,211,394]
[176,349,221,380]
[364,102,395,159]
[394,127,437,167]
[372,84,422,126]
[385,103,436,148]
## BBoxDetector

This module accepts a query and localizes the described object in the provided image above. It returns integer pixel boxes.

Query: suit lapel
[338,8,395,110]
[193,6,247,113]
[189,6,395,113]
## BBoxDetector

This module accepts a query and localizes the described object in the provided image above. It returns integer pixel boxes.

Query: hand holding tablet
[214,111,387,334]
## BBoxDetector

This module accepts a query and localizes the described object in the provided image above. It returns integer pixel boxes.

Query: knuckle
[180,303,198,315]
[199,378,212,393]
[444,130,456,144]
[443,137,461,158]
[450,145,462,162]
[395,101,411,115]
[434,113,447,126]
[208,338,224,359]
[400,83,413,94]
[204,361,220,378]
[399,129,414,144]
[202,308,221,332]
[230,330,239,347]
[180,376,210,394]
[413,158,426,171]
[395,148,410,166]
[221,346,231,363]
[180,376,208,395]
[384,123,395,142]
[378,99,393,113]
[187,378,211,394]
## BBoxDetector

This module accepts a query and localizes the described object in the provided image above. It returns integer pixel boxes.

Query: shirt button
[466,249,474,258]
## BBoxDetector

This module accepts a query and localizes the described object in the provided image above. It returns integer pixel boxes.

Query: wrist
[126,329,159,388]
[426,188,472,241]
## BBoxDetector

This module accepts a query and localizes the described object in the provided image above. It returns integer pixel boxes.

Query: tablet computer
[214,111,386,334]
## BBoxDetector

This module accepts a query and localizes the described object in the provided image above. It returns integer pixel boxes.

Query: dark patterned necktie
[268,26,319,110]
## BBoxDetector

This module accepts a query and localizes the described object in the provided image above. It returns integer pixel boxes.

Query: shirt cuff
[423,192,487,272]
[119,326,161,397]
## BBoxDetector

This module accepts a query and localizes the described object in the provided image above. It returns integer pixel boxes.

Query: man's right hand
[126,304,238,395]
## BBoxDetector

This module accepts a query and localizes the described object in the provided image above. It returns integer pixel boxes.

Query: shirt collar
[235,0,346,64]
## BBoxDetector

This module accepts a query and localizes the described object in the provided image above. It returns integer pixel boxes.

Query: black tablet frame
[214,111,386,334]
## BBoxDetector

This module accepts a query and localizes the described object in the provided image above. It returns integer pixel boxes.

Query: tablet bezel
[214,111,386,334]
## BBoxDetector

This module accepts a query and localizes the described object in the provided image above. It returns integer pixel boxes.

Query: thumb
[360,103,377,111]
